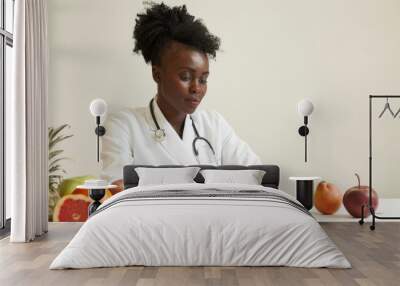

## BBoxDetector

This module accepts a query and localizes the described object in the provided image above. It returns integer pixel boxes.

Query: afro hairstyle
[133,2,221,65]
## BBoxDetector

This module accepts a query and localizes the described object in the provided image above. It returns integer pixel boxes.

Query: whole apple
[343,173,378,218]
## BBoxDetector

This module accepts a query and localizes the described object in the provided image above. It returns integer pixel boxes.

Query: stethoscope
[149,98,216,158]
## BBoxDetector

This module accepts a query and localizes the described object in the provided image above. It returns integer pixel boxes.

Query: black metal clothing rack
[359,95,400,230]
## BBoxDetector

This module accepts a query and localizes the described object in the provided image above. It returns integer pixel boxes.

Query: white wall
[48,0,400,198]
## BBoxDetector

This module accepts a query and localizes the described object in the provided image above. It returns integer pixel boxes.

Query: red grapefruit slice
[53,194,91,222]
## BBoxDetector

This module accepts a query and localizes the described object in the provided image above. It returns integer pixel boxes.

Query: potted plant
[48,124,73,221]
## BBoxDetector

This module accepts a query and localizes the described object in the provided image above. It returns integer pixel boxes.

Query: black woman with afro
[101,2,261,184]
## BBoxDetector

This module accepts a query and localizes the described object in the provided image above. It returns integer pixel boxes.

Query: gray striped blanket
[91,189,313,218]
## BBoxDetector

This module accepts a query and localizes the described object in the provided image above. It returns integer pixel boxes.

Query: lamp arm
[97,130,99,162]
[305,132,307,162]
[94,116,106,162]
[97,116,100,162]
[304,116,308,162]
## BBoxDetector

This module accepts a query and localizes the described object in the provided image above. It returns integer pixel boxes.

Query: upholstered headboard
[123,165,280,189]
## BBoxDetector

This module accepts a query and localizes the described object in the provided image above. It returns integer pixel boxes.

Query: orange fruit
[314,181,342,215]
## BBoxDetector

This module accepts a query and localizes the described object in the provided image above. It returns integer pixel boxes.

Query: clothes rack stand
[359,95,400,230]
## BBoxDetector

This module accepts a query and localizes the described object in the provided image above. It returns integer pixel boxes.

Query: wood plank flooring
[0,222,399,286]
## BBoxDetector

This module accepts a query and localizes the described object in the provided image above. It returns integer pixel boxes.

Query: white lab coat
[100,99,261,182]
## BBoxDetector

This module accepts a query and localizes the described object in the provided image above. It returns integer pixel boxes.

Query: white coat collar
[145,97,198,165]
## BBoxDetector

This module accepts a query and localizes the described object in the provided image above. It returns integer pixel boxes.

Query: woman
[101,2,261,183]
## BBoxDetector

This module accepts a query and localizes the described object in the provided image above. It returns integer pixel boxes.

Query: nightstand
[289,176,321,210]
[77,180,118,216]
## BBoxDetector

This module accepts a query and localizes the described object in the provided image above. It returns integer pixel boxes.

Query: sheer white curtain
[9,0,49,242]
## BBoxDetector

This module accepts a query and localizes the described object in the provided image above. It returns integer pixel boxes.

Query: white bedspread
[50,183,351,269]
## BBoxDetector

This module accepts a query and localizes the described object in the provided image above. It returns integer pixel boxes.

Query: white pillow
[200,169,266,185]
[135,167,201,186]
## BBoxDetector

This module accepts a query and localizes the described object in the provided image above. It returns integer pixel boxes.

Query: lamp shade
[89,99,107,117]
[297,99,314,116]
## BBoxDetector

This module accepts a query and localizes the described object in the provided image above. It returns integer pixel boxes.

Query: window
[0,0,14,236]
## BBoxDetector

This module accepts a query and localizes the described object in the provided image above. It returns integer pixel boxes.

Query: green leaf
[49,134,73,150]
[49,157,68,169]
[48,127,54,139]
[49,124,70,142]
[49,186,59,191]
[49,174,63,180]
[48,124,74,204]
[49,188,59,195]
[49,164,66,173]
[49,150,63,160]
[49,178,63,186]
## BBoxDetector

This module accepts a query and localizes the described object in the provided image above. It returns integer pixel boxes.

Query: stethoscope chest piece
[149,97,216,162]
[154,128,166,142]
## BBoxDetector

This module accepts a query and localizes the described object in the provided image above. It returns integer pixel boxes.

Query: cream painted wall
[48,0,400,198]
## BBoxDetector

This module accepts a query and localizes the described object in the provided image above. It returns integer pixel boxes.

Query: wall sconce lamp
[297,99,314,162]
[89,99,107,162]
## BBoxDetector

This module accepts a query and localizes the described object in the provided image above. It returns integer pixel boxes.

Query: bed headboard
[123,165,280,189]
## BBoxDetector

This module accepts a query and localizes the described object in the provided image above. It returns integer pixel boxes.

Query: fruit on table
[58,175,95,197]
[100,189,113,203]
[71,188,88,196]
[110,179,124,195]
[314,181,343,215]
[343,173,379,218]
[53,194,91,222]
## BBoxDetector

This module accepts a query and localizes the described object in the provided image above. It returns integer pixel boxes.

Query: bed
[50,165,351,269]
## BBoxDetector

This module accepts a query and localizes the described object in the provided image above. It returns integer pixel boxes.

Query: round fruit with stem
[343,173,378,218]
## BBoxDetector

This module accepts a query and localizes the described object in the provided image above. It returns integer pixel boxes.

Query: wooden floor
[0,222,399,286]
